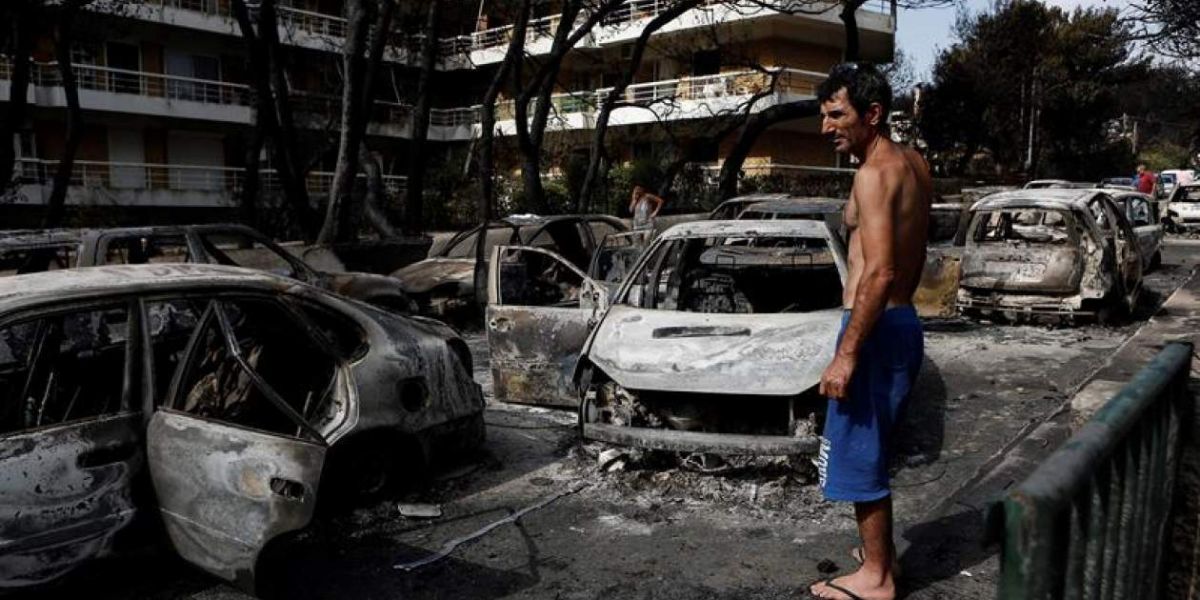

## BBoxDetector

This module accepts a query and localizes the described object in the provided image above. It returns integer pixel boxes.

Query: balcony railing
[494,68,823,121]
[43,62,254,106]
[129,0,893,60]
[15,158,408,196]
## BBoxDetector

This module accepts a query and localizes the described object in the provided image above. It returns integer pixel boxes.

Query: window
[0,245,79,276]
[174,299,337,439]
[144,298,204,403]
[1128,198,1152,226]
[198,233,300,279]
[624,236,842,313]
[1087,199,1112,231]
[104,235,193,265]
[497,249,583,307]
[0,304,131,434]
[974,209,1072,245]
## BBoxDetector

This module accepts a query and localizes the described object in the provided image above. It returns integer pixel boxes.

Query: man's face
[820,88,878,156]
[1137,165,1145,174]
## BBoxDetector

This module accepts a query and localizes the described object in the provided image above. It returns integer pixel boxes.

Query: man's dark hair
[816,62,892,128]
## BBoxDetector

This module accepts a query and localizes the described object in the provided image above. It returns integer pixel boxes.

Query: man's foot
[850,546,903,577]
[808,569,895,600]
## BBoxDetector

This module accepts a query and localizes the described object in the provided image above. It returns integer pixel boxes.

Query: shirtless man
[809,63,932,600]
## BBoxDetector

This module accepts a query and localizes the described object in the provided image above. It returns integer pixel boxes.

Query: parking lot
[13,241,1194,600]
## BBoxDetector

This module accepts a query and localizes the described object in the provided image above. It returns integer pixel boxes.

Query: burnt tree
[403,0,440,235]
[0,1,36,193]
[231,0,319,239]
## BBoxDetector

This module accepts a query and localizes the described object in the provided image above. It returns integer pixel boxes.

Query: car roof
[0,263,293,313]
[972,189,1101,211]
[741,198,847,215]
[715,193,795,206]
[0,223,266,246]
[660,219,833,239]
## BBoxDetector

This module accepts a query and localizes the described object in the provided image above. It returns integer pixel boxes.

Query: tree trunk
[0,3,34,192]
[404,0,440,234]
[240,128,265,226]
[840,1,862,63]
[359,145,399,238]
[43,3,83,228]
[317,0,372,245]
[577,0,701,210]
[231,0,319,239]
[475,0,532,307]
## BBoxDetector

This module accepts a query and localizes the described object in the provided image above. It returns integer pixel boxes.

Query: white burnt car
[485,220,846,454]
[957,190,1143,323]
[0,264,482,592]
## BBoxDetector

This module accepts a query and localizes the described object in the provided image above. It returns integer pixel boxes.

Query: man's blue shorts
[818,306,923,502]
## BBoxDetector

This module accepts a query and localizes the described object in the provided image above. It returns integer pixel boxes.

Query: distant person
[810,62,931,600]
[1136,164,1156,196]
[629,184,664,232]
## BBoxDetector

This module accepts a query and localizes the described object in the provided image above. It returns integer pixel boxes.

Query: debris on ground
[393,480,590,572]
[397,503,444,519]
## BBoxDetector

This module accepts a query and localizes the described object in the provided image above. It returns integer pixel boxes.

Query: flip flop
[808,578,868,600]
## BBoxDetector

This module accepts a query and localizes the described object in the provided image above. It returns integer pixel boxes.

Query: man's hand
[820,353,857,401]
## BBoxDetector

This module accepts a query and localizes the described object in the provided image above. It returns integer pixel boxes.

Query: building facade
[0,0,895,224]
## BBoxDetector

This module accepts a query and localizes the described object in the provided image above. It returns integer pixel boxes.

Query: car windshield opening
[974,209,1072,244]
[625,235,842,313]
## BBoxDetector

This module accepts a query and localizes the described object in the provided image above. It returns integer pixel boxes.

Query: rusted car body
[957,190,1143,322]
[484,219,846,454]
[392,215,627,317]
[0,224,416,313]
[0,264,482,591]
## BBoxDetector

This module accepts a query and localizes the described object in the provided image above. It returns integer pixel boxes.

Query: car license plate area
[986,261,1046,282]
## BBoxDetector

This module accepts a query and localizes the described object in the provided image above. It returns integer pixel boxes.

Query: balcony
[12,158,407,208]
[460,0,895,65]
[492,68,824,134]
[0,58,477,140]
[109,1,893,69]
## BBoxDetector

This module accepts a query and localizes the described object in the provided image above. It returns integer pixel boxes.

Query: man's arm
[820,165,900,400]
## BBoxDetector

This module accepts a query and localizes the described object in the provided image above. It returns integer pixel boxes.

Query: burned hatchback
[957,190,1142,323]
[0,264,483,592]
[576,220,846,454]
[485,219,847,455]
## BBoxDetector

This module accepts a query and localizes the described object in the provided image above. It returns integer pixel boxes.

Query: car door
[1122,195,1161,267]
[147,297,330,591]
[1100,197,1142,302]
[0,301,142,588]
[486,246,607,407]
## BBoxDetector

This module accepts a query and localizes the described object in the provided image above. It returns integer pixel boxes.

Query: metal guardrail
[998,341,1194,599]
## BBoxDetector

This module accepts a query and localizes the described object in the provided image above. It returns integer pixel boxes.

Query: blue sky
[897,0,1133,82]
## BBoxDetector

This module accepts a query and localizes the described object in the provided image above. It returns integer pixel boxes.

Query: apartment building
[0,0,895,224]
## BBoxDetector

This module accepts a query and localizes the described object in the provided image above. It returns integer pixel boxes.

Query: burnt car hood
[390,258,474,295]
[959,244,1083,294]
[585,305,841,396]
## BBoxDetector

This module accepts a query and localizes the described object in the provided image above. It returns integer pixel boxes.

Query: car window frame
[0,298,139,436]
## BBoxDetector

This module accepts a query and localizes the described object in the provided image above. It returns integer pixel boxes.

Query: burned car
[1165,183,1200,230]
[392,215,626,317]
[0,224,416,314]
[706,193,795,220]
[957,190,1143,323]
[0,264,482,591]
[485,220,845,455]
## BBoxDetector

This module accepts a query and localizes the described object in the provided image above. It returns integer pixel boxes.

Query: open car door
[0,303,142,588]
[487,246,607,407]
[147,298,331,591]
